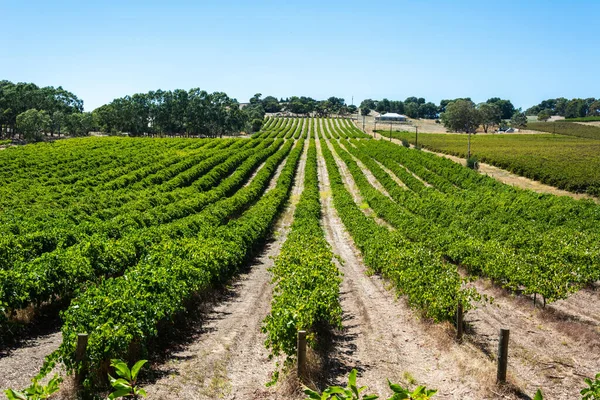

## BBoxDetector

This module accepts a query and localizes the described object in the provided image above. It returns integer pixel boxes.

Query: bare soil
[143,141,308,400]
[464,277,600,398]
[0,332,62,391]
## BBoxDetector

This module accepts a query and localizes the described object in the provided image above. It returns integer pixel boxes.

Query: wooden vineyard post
[75,333,89,383]
[297,330,307,381]
[496,329,510,383]
[456,303,464,342]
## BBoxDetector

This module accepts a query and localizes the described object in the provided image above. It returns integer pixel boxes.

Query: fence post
[497,329,510,383]
[456,303,464,342]
[75,333,89,383]
[297,330,307,381]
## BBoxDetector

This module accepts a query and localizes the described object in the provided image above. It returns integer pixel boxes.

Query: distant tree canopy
[16,109,51,142]
[0,80,84,139]
[477,102,502,133]
[268,95,353,117]
[94,89,251,137]
[485,98,515,120]
[440,99,480,133]
[510,111,528,129]
[525,97,599,118]
[360,97,438,119]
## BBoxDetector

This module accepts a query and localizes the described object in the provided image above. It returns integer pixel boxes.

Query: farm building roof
[380,113,406,118]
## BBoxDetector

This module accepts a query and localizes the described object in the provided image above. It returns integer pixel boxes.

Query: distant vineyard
[388,131,600,196]
[527,121,600,139]
[564,116,600,122]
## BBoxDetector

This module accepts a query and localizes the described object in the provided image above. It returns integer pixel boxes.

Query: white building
[375,113,408,122]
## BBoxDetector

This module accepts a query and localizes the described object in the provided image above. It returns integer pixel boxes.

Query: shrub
[466,155,479,170]
[401,138,410,147]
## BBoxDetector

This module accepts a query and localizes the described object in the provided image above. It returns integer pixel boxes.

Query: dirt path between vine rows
[355,121,598,203]
[0,331,62,391]
[144,141,308,400]
[315,137,517,400]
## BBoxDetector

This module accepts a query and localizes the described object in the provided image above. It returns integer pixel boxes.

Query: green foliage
[107,359,147,399]
[528,121,600,140]
[466,155,479,170]
[321,138,476,322]
[477,103,501,132]
[510,111,528,129]
[4,375,62,400]
[347,137,600,303]
[94,89,248,137]
[581,373,600,400]
[16,109,50,141]
[537,109,552,122]
[304,369,378,400]
[440,99,480,133]
[304,369,437,400]
[54,139,304,383]
[387,381,437,400]
[0,80,83,135]
[486,98,515,120]
[250,118,264,132]
[401,138,410,147]
[263,137,342,361]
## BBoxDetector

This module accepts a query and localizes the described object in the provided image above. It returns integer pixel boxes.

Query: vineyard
[387,131,600,197]
[0,117,599,399]
[527,120,600,140]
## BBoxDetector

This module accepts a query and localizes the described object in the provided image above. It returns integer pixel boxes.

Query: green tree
[441,99,480,158]
[510,110,528,129]
[16,109,50,141]
[404,102,419,119]
[486,97,515,120]
[588,100,600,116]
[262,96,281,113]
[441,100,480,134]
[419,102,438,119]
[477,103,501,132]
[537,109,552,122]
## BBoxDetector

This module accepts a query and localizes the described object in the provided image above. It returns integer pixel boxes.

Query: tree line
[252,94,358,116]
[0,80,88,141]
[360,97,516,121]
[526,97,600,120]
[440,99,527,134]
[94,89,254,137]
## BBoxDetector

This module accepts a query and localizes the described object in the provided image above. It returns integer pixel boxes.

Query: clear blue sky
[1,0,598,111]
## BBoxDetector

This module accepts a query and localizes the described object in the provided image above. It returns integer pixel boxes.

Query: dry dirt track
[144,140,308,400]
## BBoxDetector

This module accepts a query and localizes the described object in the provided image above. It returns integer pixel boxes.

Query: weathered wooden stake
[297,330,307,381]
[76,333,88,362]
[456,303,464,342]
[497,329,510,383]
[75,333,89,383]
